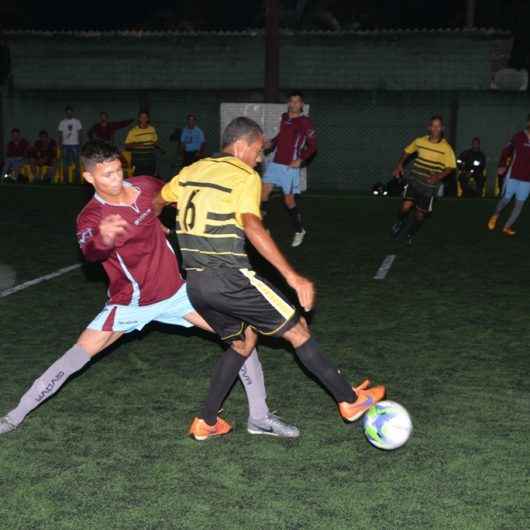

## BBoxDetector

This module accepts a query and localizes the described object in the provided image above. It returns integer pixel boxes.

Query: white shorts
[88,284,195,333]
[262,162,301,194]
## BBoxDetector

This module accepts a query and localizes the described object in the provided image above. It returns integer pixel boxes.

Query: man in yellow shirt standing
[154,117,385,441]
[125,111,159,176]
[391,115,456,244]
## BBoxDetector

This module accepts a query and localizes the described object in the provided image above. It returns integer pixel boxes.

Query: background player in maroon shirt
[88,112,133,143]
[0,140,298,439]
[261,91,317,248]
[488,114,530,236]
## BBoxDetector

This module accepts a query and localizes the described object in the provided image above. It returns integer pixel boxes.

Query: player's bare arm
[242,212,315,311]
[393,152,409,178]
[152,192,171,217]
[427,167,453,184]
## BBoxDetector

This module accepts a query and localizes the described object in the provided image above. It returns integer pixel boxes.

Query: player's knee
[282,318,311,348]
[230,328,257,357]
[284,194,296,208]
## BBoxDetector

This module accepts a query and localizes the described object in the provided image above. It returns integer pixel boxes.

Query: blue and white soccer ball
[363,401,412,450]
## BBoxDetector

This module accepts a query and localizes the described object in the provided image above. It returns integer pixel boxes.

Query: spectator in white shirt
[58,106,83,180]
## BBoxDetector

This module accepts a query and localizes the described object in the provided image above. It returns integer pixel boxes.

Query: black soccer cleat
[391,220,405,239]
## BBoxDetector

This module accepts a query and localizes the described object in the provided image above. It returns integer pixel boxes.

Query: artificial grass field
[0,184,529,530]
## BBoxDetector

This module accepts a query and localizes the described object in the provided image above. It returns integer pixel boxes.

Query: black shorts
[186,268,298,342]
[403,179,436,212]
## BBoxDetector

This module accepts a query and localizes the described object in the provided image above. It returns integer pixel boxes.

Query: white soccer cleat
[291,229,306,248]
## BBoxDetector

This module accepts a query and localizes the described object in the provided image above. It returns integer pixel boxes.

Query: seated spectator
[457,137,487,197]
[180,113,205,166]
[88,112,133,143]
[30,130,58,182]
[3,128,30,181]
[125,111,159,176]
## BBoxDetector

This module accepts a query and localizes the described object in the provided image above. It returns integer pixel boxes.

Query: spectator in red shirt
[3,128,30,181]
[261,91,317,248]
[488,114,530,236]
[87,112,133,143]
[30,130,58,182]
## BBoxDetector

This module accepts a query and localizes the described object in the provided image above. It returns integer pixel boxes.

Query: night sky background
[0,0,527,31]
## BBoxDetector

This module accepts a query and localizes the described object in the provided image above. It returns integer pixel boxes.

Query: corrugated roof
[1,27,512,38]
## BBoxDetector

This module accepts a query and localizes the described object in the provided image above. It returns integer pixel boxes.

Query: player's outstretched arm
[393,151,410,178]
[153,192,170,217]
[242,213,314,312]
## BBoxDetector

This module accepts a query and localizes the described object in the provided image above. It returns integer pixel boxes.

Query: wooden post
[265,0,280,102]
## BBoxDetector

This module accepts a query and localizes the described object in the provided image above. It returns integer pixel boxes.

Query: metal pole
[465,0,476,28]
[265,0,280,102]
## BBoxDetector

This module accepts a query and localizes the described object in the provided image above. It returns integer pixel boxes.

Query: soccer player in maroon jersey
[0,140,298,439]
[488,114,530,236]
[261,91,317,248]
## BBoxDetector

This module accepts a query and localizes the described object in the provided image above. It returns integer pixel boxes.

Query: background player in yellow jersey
[391,115,456,244]
[154,117,385,440]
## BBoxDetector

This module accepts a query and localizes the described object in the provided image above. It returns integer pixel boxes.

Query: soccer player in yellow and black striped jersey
[155,117,385,441]
[391,115,456,244]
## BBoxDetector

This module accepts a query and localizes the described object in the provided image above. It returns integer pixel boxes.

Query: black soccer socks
[287,205,303,233]
[295,337,355,403]
[201,347,247,426]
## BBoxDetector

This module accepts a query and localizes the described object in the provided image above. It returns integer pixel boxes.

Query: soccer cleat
[488,214,499,231]
[247,413,300,439]
[188,416,232,441]
[503,226,516,236]
[391,220,405,239]
[406,235,413,246]
[338,379,386,423]
[291,229,306,248]
[0,416,17,435]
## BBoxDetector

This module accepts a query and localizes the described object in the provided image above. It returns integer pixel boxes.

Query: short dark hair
[187,113,196,119]
[430,114,444,124]
[288,90,304,100]
[39,129,48,136]
[65,106,73,112]
[221,117,263,149]
[81,140,121,170]
[11,128,20,134]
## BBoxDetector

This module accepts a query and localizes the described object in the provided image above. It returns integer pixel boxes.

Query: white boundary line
[374,254,396,280]
[0,264,82,298]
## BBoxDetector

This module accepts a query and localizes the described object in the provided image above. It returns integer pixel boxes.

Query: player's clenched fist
[99,214,129,247]
[287,273,315,312]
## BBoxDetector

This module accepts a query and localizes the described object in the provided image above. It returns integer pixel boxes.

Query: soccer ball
[363,401,412,450]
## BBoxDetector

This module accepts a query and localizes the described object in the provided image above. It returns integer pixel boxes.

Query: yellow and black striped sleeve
[444,145,457,169]
[160,168,188,203]
[234,171,262,226]
[404,137,419,155]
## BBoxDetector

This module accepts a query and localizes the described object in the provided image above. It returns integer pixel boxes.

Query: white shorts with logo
[87,284,195,333]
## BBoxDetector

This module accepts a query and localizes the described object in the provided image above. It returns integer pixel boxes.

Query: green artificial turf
[0,184,529,530]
